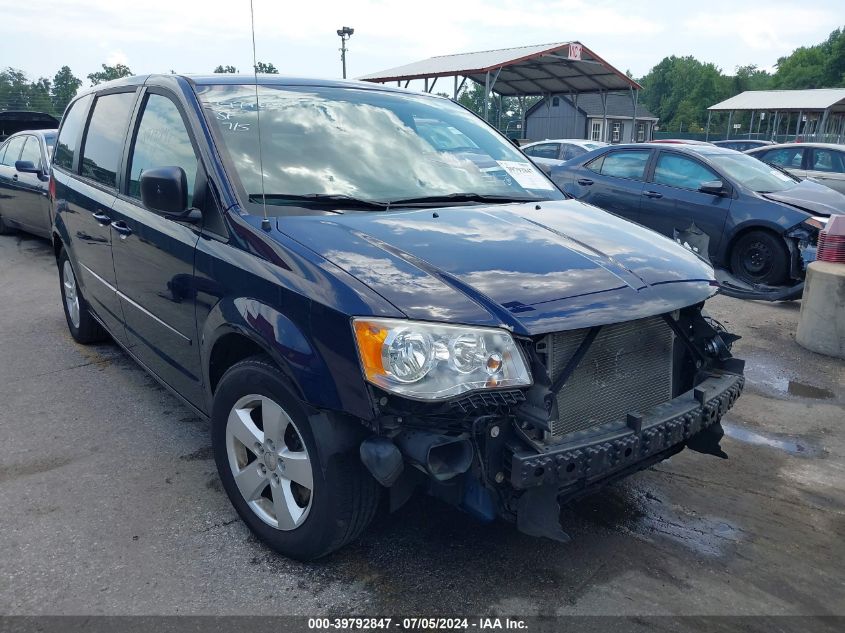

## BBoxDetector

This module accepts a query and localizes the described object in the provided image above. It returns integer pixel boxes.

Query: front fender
[200,296,376,422]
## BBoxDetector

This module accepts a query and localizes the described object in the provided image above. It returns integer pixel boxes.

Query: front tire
[729,230,789,286]
[211,356,379,560]
[58,248,107,344]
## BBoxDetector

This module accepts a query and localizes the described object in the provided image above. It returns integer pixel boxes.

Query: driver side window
[653,153,718,190]
[128,93,199,207]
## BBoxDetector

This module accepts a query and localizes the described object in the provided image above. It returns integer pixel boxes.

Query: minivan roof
[76,74,425,99]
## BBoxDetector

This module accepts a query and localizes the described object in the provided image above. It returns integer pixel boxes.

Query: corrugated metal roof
[709,89,845,111]
[358,42,640,96]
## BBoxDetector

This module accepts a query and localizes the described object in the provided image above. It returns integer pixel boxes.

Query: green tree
[0,68,31,111]
[51,66,82,114]
[214,65,238,73]
[87,63,132,86]
[255,62,278,74]
[772,27,845,88]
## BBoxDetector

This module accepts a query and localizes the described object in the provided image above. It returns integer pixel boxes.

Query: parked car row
[0,129,56,236]
[0,75,746,560]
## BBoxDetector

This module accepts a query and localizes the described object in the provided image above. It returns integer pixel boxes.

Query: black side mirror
[15,160,42,176]
[699,180,727,196]
[140,166,188,215]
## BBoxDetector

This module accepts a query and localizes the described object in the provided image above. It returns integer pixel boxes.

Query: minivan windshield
[196,84,563,211]
[706,151,798,193]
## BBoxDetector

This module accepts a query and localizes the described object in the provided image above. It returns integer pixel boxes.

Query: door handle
[92,210,111,225]
[643,190,663,199]
[12,174,18,181]
[112,220,133,238]
[577,178,594,186]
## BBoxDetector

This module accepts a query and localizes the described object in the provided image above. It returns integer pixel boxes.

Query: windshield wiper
[387,193,545,205]
[249,193,389,210]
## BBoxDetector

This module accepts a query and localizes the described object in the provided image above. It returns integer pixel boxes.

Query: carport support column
[796,110,802,140]
[601,91,608,142]
[819,108,830,141]
[705,110,712,141]
[519,95,526,140]
[748,110,755,138]
[726,110,733,139]
[630,88,639,142]
[484,72,490,122]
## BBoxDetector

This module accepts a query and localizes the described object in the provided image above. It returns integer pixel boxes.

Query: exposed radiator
[544,315,674,439]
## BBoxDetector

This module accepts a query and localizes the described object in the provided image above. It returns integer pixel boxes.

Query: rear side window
[589,150,649,180]
[653,153,719,190]
[1,136,26,167]
[80,92,136,188]
[526,143,559,159]
[562,144,587,160]
[20,136,42,168]
[127,93,199,206]
[760,147,804,168]
[810,149,845,173]
[54,94,92,170]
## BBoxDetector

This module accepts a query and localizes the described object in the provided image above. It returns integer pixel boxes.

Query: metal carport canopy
[708,89,845,112]
[357,42,641,95]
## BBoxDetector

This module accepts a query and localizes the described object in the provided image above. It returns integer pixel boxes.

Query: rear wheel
[729,230,789,286]
[0,214,15,235]
[58,249,107,344]
[211,356,379,560]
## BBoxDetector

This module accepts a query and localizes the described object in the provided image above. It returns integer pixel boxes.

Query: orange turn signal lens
[353,320,388,381]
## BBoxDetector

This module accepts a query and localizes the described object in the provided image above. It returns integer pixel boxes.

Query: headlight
[352,318,532,400]
[803,216,828,231]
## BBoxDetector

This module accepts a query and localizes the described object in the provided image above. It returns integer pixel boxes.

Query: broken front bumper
[510,372,745,490]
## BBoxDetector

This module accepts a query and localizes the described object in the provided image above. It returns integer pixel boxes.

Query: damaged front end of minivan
[357,303,744,543]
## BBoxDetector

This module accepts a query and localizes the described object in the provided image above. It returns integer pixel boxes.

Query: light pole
[337,26,354,79]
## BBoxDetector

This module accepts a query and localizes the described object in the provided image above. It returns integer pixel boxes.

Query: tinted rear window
[80,92,136,188]
[54,94,92,170]
[589,150,650,180]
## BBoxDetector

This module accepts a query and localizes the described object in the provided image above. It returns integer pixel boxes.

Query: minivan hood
[761,179,845,217]
[277,200,717,335]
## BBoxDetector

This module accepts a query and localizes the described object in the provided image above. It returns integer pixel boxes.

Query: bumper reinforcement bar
[510,373,744,490]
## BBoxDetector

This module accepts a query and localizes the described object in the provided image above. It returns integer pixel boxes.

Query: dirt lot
[1,232,843,617]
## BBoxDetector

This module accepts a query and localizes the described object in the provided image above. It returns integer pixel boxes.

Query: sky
[0,0,843,90]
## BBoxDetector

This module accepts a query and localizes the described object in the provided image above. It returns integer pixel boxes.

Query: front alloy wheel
[226,394,314,530]
[211,356,380,560]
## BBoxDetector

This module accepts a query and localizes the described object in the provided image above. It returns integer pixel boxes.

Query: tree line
[639,27,845,133]
[0,62,279,117]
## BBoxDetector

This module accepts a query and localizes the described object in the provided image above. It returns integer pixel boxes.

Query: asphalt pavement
[1,231,843,617]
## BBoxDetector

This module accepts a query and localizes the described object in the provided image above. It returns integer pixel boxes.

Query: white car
[746,143,845,195]
[522,139,608,174]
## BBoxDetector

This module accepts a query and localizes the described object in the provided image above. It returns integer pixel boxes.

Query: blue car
[50,75,744,558]
[550,143,841,296]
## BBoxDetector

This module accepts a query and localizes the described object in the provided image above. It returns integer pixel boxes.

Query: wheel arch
[200,297,362,419]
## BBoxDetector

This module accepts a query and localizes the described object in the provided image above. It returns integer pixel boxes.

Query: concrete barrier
[796,261,845,359]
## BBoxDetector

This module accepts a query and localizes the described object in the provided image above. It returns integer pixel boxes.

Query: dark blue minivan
[51,75,744,559]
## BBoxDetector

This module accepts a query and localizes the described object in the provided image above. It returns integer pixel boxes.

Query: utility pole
[337,26,354,79]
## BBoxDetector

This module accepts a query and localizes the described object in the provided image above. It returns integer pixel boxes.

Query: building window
[552,96,560,107]
[612,122,621,143]
[637,123,646,142]
[591,121,602,141]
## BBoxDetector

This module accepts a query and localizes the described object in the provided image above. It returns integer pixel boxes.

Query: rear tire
[729,230,789,286]
[212,355,379,560]
[58,248,108,344]
[0,214,15,235]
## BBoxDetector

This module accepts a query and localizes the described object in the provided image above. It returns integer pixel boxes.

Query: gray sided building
[525,93,657,144]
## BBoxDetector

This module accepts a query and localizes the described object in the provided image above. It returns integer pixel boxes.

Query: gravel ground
[0,231,843,617]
